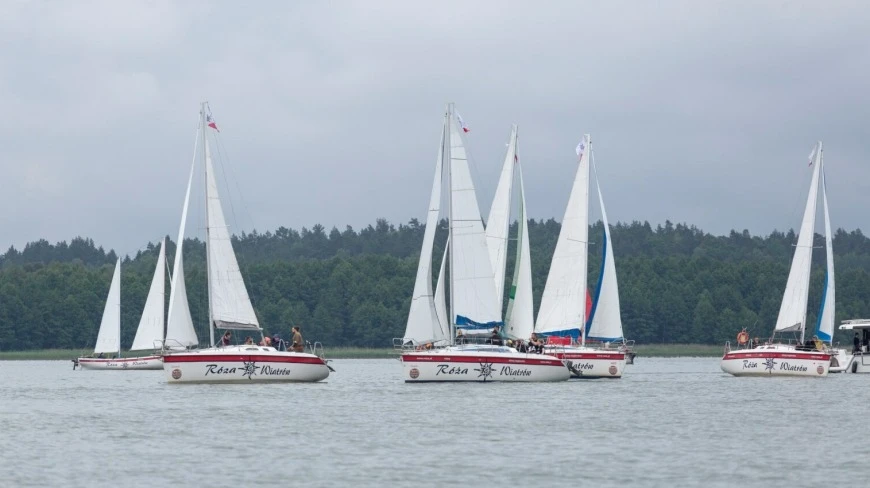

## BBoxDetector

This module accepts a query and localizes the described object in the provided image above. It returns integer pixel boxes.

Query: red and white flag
[457,113,470,133]
[207,114,219,132]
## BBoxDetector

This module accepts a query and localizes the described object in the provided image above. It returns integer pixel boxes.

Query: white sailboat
[721,142,832,377]
[535,134,626,378]
[77,246,166,370]
[162,102,331,383]
[398,107,569,383]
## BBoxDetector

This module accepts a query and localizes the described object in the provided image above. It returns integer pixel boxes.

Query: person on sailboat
[490,327,503,346]
[221,331,232,347]
[854,333,861,353]
[528,333,543,354]
[291,326,304,353]
[455,330,466,345]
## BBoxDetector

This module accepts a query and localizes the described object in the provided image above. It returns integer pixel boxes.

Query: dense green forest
[1,218,869,351]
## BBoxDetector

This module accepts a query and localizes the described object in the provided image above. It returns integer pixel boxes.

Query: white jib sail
[165,157,199,348]
[404,121,447,343]
[130,239,166,351]
[774,143,822,334]
[94,258,122,354]
[505,159,535,340]
[536,134,591,337]
[204,139,260,330]
[448,108,502,328]
[485,125,517,304]
[587,159,624,342]
[817,146,835,342]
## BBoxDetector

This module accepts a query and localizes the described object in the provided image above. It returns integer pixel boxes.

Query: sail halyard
[486,125,517,304]
[130,239,166,351]
[585,152,624,342]
[165,148,199,349]
[774,143,823,340]
[535,134,592,343]
[94,258,122,355]
[815,145,835,343]
[403,120,447,344]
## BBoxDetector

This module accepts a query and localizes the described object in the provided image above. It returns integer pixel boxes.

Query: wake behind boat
[162,103,330,384]
[396,105,568,383]
[721,142,833,377]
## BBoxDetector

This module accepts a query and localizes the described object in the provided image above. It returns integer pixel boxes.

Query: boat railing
[307,341,326,359]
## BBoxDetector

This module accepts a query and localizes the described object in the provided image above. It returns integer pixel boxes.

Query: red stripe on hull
[553,353,624,361]
[162,354,326,365]
[723,352,830,361]
[78,356,160,363]
[401,354,563,367]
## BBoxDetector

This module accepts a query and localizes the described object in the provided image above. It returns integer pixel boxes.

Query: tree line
[1,219,868,351]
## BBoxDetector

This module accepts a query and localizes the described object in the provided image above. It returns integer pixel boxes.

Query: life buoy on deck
[736,330,749,345]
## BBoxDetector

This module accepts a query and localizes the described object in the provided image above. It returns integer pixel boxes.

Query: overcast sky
[1,0,868,255]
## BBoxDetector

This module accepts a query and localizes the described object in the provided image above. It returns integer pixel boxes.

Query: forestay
[94,259,122,354]
[204,140,260,330]
[586,160,624,342]
[165,157,199,348]
[404,122,447,344]
[130,239,166,351]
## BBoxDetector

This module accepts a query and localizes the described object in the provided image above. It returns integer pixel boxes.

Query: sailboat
[162,102,331,383]
[397,107,569,383]
[720,142,832,377]
[76,242,167,370]
[534,134,627,378]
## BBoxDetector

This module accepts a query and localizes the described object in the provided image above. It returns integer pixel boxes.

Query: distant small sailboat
[162,102,331,383]
[397,109,569,382]
[76,242,167,370]
[721,142,832,377]
[534,134,627,378]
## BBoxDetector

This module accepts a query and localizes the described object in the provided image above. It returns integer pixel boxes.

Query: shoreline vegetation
[0,344,724,361]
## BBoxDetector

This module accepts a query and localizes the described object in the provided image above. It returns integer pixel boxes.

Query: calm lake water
[1,357,866,488]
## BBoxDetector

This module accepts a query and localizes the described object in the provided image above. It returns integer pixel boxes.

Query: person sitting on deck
[244,336,254,345]
[272,335,286,351]
[221,331,232,347]
[751,337,760,349]
[291,326,304,353]
[455,330,466,345]
[528,333,543,354]
[490,327,503,346]
[515,339,527,353]
[812,335,823,351]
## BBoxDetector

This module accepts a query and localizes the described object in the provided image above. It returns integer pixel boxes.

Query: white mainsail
[204,140,260,331]
[404,122,447,343]
[774,143,822,335]
[485,125,517,303]
[165,157,199,348]
[816,147,835,342]
[536,134,592,339]
[93,258,122,354]
[447,107,502,330]
[130,239,166,351]
[505,158,535,340]
[586,160,624,342]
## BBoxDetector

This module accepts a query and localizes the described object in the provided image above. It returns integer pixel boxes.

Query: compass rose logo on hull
[763,357,777,373]
[474,362,495,381]
[242,361,260,380]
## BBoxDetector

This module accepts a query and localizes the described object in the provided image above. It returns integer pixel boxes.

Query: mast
[446,103,456,346]
[580,135,591,348]
[201,102,215,348]
[117,260,121,358]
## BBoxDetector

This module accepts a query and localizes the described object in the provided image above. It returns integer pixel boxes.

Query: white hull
[400,345,569,382]
[77,355,162,370]
[545,346,626,378]
[162,346,330,383]
[720,345,830,377]
[831,351,870,373]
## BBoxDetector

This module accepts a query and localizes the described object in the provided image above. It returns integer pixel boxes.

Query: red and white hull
[545,346,626,378]
[162,346,330,383]
[77,355,162,370]
[400,345,570,382]
[720,345,830,377]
